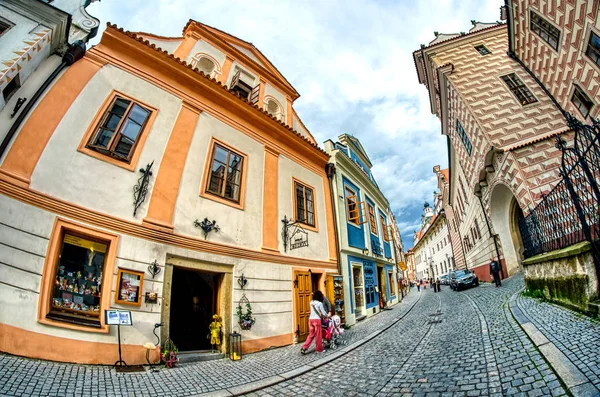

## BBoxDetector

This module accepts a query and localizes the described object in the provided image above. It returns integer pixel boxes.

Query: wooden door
[294,271,312,342]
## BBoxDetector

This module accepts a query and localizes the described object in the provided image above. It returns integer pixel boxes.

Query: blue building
[324,135,399,325]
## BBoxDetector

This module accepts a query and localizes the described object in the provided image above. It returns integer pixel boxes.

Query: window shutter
[358,201,368,225]
[230,70,241,89]
[250,83,260,106]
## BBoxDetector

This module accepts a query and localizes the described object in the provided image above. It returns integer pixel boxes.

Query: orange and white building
[0,20,338,364]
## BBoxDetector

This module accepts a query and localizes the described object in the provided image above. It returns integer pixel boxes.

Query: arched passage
[489,183,525,276]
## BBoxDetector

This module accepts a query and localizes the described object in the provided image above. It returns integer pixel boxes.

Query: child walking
[301,290,328,354]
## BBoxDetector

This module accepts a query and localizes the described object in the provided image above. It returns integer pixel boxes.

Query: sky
[87,0,502,249]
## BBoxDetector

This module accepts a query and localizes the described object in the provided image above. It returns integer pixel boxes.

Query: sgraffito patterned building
[413,22,568,281]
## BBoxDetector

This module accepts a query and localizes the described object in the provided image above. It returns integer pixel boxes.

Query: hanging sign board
[398,261,407,271]
[105,309,133,326]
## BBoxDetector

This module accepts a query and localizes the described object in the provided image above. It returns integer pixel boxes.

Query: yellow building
[0,20,338,364]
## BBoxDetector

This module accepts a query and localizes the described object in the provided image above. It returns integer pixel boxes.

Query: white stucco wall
[30,64,182,223]
[0,6,40,63]
[263,83,287,113]
[292,113,310,140]
[185,40,226,69]
[0,193,296,348]
[277,155,329,261]
[173,111,264,250]
[229,42,265,68]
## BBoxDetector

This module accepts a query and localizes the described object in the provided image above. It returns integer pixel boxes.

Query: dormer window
[230,67,259,105]
[190,53,221,79]
[264,96,284,121]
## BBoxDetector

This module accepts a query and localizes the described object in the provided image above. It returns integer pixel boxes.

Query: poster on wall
[105,309,133,326]
[115,268,144,306]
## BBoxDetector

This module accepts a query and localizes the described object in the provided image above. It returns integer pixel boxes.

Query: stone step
[177,350,225,363]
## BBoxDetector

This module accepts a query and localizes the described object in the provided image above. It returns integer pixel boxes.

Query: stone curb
[195,291,423,396]
[508,288,600,397]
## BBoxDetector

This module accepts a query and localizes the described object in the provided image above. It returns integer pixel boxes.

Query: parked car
[449,269,479,291]
[440,275,449,285]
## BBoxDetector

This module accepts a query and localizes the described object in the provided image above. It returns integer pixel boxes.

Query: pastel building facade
[324,135,399,325]
[0,20,338,364]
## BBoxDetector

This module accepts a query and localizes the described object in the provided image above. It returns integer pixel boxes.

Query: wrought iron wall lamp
[147,260,161,279]
[194,218,220,239]
[133,161,154,216]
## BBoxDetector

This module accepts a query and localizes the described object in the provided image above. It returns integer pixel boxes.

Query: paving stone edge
[194,292,423,396]
[508,288,600,397]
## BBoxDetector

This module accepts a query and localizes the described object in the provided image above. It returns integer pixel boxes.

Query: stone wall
[522,241,599,312]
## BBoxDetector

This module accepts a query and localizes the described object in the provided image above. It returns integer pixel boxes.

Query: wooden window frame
[292,178,318,231]
[529,10,560,52]
[571,85,594,119]
[345,186,366,226]
[367,203,377,236]
[500,73,538,106]
[200,137,248,210]
[114,268,144,306]
[78,90,158,172]
[380,214,389,242]
[37,218,119,333]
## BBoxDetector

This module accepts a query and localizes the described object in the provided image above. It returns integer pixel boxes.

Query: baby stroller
[322,315,345,349]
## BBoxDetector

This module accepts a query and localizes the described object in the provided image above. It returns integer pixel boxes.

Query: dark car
[449,269,479,291]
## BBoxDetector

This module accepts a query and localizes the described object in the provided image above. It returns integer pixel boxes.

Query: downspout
[477,194,503,277]
[325,162,342,276]
[0,41,87,159]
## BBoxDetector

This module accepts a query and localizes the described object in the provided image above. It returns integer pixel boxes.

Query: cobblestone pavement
[516,292,600,391]
[251,275,569,397]
[0,293,420,397]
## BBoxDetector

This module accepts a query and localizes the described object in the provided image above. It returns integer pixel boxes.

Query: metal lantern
[229,331,242,361]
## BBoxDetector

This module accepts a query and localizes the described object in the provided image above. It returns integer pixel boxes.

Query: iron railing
[518,114,600,267]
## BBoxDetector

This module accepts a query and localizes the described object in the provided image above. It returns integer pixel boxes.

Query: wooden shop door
[294,271,312,342]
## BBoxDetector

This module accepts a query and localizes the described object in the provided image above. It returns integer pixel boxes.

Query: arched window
[191,53,221,79]
[264,96,284,121]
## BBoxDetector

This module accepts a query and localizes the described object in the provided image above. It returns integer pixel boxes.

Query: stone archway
[489,183,524,276]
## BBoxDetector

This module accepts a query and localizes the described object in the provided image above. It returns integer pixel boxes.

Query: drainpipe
[325,163,342,276]
[0,41,87,158]
[476,194,503,278]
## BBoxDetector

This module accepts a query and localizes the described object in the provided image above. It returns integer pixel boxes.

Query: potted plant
[236,301,255,330]
[161,339,179,368]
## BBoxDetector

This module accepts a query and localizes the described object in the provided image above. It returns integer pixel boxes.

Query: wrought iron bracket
[281,216,309,252]
[133,161,154,217]
[194,218,220,239]
[147,260,161,279]
[10,97,26,118]
[238,273,248,290]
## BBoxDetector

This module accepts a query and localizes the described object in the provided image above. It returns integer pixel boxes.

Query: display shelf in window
[115,268,144,306]
[49,234,107,326]
[332,275,345,325]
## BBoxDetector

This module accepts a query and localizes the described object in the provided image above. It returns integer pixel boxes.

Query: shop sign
[398,261,407,271]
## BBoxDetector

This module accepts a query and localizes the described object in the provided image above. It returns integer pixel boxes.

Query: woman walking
[301,290,328,354]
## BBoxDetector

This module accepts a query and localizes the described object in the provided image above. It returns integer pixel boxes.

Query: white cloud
[87,0,502,249]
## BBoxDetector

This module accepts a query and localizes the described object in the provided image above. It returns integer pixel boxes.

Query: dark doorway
[310,272,320,295]
[169,267,219,351]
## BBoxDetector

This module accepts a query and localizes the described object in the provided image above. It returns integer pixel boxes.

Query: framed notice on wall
[114,268,144,306]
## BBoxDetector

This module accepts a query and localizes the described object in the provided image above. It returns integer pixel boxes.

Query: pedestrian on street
[416,280,421,292]
[322,294,332,317]
[433,279,438,292]
[301,290,327,354]
[436,278,441,292]
[423,279,427,289]
[490,258,502,287]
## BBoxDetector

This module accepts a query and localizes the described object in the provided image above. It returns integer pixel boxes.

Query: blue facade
[365,196,382,257]
[347,255,379,313]
[334,142,349,156]
[343,177,366,249]
[348,148,373,180]
[385,264,395,298]
[379,210,392,258]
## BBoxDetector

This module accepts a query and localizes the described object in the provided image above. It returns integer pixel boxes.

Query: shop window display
[49,234,106,327]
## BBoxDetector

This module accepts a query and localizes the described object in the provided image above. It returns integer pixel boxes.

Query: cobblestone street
[2,275,600,396]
